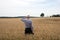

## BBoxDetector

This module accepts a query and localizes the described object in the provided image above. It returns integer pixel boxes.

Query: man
[21,15,34,35]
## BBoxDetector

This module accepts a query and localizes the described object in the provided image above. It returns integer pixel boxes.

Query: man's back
[21,18,32,28]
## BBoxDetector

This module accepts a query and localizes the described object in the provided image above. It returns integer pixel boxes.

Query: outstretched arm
[21,17,27,22]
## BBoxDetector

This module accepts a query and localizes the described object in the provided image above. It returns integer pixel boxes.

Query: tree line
[40,13,60,17]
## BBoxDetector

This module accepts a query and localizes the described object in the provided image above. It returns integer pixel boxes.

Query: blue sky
[0,0,60,17]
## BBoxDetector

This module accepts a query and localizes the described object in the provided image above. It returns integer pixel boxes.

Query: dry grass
[0,17,60,40]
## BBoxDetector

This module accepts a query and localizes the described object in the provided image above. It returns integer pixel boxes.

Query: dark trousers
[25,28,34,34]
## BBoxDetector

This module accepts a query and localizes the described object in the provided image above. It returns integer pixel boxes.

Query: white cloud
[14,0,29,6]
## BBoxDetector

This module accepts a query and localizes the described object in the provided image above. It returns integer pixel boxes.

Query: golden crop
[0,18,60,40]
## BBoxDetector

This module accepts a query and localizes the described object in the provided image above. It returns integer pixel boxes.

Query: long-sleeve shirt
[21,18,33,29]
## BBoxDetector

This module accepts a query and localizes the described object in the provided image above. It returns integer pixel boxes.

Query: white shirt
[21,18,33,29]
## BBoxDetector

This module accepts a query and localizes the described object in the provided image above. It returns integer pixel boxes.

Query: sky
[0,0,60,17]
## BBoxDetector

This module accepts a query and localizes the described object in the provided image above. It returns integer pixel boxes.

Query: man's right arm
[21,17,26,22]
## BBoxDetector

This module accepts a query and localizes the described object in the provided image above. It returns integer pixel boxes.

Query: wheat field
[0,17,60,40]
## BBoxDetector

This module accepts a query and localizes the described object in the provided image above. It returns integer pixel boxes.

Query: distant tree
[51,14,60,17]
[40,13,44,17]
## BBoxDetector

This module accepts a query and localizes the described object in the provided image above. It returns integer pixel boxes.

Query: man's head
[26,15,30,19]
